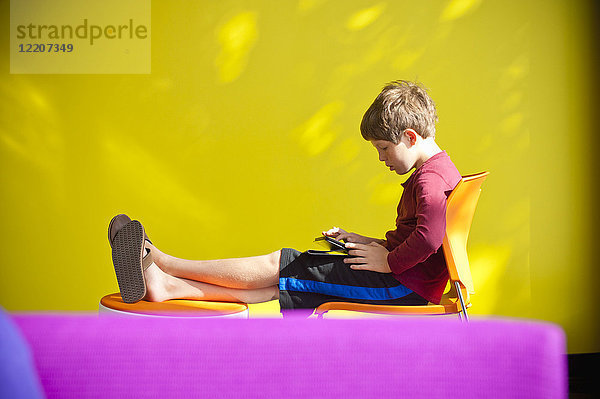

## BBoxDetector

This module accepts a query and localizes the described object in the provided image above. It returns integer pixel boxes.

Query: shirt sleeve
[387,172,448,275]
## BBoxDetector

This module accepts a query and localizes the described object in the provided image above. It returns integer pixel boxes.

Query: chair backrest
[442,172,489,303]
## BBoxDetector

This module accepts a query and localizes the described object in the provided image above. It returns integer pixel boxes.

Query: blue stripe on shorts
[279,278,413,301]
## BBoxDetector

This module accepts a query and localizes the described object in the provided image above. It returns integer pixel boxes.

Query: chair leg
[455,281,469,322]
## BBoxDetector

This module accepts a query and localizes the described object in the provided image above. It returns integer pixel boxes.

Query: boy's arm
[385,173,448,275]
[329,172,449,274]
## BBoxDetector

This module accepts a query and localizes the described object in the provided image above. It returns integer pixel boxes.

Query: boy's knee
[268,250,281,269]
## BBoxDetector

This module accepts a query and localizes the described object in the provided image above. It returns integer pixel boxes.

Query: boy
[109,80,461,313]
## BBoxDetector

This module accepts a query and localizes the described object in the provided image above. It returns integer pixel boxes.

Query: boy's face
[370,132,417,175]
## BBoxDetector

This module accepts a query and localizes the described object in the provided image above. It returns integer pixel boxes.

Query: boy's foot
[143,262,176,302]
[143,240,177,275]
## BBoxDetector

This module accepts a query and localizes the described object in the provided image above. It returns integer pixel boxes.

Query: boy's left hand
[344,242,392,273]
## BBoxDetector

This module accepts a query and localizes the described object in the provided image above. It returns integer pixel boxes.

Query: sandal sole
[112,220,146,303]
[108,214,131,248]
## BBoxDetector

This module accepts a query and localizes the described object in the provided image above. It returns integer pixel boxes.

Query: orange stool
[99,293,249,319]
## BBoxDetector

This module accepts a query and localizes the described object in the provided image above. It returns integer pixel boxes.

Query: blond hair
[360,80,438,143]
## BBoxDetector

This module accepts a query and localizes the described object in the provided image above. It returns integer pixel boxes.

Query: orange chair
[315,172,489,321]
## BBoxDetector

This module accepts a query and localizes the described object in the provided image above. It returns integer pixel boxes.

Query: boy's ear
[403,129,418,146]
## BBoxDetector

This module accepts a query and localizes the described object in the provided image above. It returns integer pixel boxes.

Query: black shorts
[278,248,427,311]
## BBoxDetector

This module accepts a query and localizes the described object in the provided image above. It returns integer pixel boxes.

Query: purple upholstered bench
[2,312,567,398]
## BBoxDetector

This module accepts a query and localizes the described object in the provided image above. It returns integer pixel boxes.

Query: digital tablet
[314,236,347,251]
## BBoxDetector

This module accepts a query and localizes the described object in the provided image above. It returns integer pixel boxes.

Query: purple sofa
[2,312,567,399]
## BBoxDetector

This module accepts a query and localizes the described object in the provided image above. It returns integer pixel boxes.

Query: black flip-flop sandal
[111,220,153,303]
[108,214,152,248]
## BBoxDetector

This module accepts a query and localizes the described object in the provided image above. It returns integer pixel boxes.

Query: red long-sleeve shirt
[384,151,461,304]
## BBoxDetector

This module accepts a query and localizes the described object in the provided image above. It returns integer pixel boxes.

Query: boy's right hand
[322,227,376,245]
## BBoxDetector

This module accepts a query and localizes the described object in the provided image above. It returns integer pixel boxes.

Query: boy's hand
[323,227,380,245]
[343,242,392,273]
[323,226,347,238]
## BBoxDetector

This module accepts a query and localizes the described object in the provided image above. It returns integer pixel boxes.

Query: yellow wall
[1,0,597,352]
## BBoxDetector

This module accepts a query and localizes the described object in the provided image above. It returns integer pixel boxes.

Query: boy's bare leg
[145,242,281,290]
[144,262,279,303]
